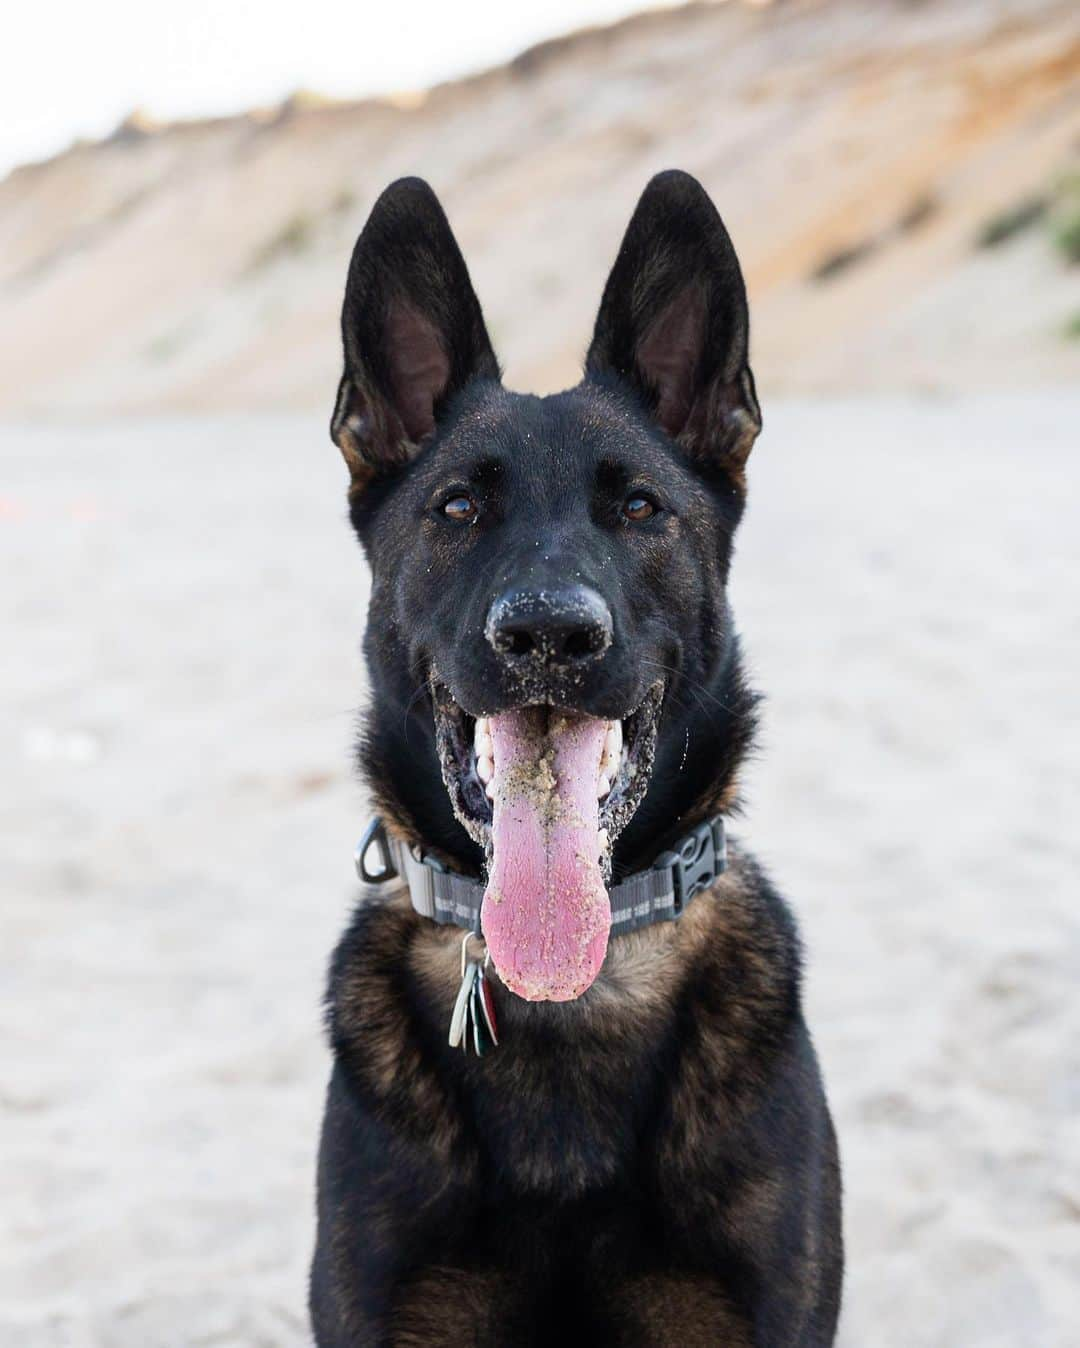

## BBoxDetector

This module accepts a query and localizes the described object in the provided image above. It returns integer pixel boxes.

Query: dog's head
[334,172,760,1001]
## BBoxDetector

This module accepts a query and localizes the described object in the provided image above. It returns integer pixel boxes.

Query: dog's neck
[358,629,757,879]
[614,633,757,874]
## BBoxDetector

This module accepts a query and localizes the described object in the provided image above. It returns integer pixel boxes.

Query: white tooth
[476,731,493,760]
[476,754,493,784]
[598,828,609,851]
[485,780,496,800]
[599,722,621,783]
[597,773,611,799]
[476,716,489,733]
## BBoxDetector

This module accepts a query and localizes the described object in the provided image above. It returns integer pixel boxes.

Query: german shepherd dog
[310,172,842,1345]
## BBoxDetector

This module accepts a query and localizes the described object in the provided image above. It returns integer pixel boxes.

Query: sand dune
[1,0,1078,415]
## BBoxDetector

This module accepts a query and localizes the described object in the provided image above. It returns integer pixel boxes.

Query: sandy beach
[2,393,1078,1345]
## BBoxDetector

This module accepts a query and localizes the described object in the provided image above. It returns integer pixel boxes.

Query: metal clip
[354,817,398,884]
[655,817,726,916]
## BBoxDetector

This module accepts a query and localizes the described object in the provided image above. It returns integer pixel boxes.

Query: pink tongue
[481,709,610,1002]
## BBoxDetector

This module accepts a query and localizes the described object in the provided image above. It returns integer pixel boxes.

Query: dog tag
[477,965,498,1047]
[470,974,487,1057]
[448,932,499,1056]
[448,960,477,1049]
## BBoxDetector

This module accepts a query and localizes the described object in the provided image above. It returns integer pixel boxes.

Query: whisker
[401,681,430,746]
[639,657,738,722]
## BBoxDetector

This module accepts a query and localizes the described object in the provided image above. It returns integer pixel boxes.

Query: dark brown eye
[623,494,656,522]
[442,494,478,523]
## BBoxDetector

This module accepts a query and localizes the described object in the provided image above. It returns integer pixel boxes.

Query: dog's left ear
[332,177,500,492]
[585,170,760,478]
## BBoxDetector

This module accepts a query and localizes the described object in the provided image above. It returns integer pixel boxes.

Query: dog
[310,171,843,1345]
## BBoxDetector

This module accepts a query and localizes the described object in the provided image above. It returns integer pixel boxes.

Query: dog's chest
[410,909,711,1197]
[445,988,678,1203]
[470,1054,645,1194]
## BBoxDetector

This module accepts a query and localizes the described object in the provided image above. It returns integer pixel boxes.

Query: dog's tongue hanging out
[481,709,610,1002]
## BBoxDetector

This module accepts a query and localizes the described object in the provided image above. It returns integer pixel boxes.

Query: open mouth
[433,680,663,1003]
[433,681,663,858]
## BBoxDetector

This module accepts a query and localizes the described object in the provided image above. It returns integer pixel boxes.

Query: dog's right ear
[331,178,499,492]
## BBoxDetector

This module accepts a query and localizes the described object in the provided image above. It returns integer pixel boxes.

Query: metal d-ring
[354,817,397,884]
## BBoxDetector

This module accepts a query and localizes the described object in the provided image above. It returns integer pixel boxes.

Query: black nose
[486,585,613,666]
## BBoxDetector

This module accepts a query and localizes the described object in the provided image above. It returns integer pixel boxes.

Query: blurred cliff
[1,0,1077,415]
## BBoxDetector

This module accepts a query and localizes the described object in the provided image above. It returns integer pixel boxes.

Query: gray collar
[355,815,727,935]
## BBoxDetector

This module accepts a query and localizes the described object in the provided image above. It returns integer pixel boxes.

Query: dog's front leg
[310,1063,483,1346]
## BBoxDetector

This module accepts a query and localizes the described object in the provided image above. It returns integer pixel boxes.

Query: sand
[2,394,1078,1345]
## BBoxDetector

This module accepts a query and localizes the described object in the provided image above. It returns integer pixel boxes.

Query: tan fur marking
[390,1266,509,1346]
[335,895,466,1167]
[657,856,791,1171]
[409,875,719,1033]
[615,1272,752,1346]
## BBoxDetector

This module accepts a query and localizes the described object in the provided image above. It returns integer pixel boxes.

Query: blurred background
[2,1,1078,1344]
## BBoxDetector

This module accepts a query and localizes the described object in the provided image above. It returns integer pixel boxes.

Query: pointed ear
[585,171,760,481]
[331,178,499,491]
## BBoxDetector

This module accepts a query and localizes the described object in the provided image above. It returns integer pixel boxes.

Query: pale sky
[1,0,683,179]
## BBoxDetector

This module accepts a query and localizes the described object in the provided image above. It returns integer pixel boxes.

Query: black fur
[311,172,843,1345]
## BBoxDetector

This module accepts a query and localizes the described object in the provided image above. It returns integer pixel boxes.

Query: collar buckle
[656,817,727,916]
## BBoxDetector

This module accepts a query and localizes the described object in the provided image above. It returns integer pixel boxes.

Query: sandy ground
[2,395,1078,1346]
